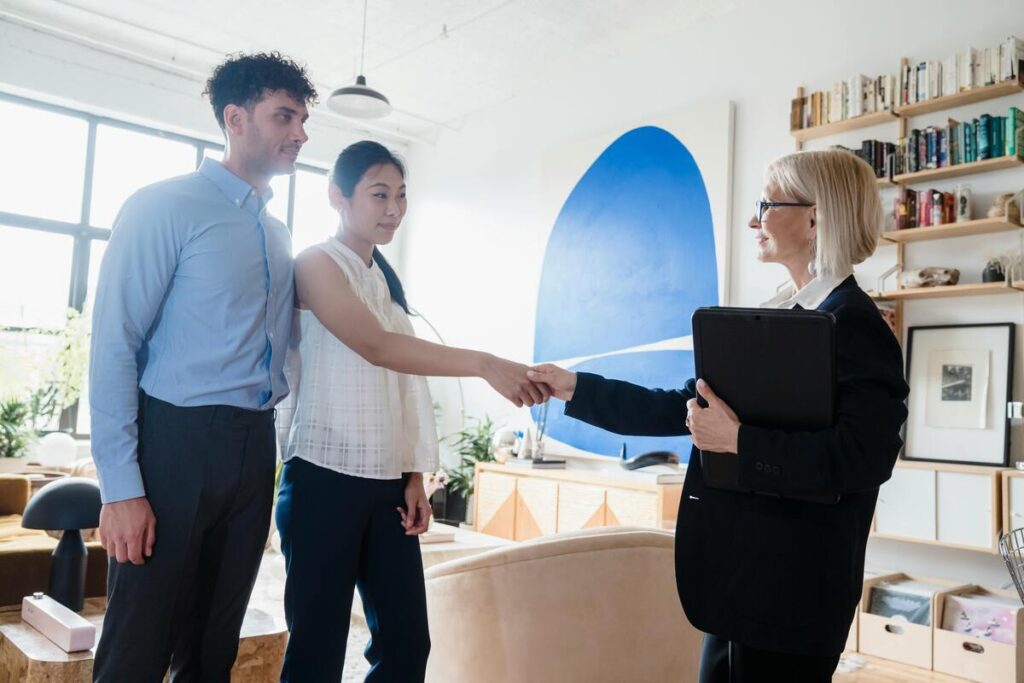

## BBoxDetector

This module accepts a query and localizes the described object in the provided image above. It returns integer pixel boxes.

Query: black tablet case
[691,307,838,504]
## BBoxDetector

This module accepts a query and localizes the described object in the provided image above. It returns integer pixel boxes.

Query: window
[0,93,328,437]
[292,168,338,254]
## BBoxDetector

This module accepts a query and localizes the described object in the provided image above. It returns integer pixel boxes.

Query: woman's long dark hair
[333,141,410,314]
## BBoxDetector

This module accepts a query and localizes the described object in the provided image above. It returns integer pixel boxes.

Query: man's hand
[99,497,156,565]
[685,379,741,453]
[397,473,432,536]
[527,364,577,402]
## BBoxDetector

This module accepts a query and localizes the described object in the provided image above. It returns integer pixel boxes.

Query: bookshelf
[880,216,1022,243]
[790,110,897,143]
[893,78,1024,117]
[892,154,1024,184]
[869,280,1024,301]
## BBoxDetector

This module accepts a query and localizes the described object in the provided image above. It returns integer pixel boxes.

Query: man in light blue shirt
[89,53,317,682]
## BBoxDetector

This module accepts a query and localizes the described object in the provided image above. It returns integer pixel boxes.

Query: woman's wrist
[475,352,495,379]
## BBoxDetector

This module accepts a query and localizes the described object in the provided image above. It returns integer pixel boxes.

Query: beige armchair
[424,526,702,683]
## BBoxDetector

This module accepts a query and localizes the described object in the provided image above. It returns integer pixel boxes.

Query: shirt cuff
[97,462,146,504]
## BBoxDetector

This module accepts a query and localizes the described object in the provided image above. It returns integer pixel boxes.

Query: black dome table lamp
[21,477,102,612]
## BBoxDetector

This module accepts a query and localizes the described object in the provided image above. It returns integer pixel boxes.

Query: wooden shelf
[881,217,1023,243]
[790,110,897,143]
[877,177,897,189]
[892,154,1024,185]
[869,281,1024,301]
[894,78,1024,118]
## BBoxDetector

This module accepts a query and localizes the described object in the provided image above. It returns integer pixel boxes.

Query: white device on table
[21,592,96,652]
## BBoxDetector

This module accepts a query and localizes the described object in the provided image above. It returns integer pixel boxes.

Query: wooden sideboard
[472,462,683,541]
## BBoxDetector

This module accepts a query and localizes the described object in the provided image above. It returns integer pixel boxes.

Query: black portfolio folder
[691,306,838,504]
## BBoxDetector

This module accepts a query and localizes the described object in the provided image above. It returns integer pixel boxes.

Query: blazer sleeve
[736,306,909,499]
[563,372,694,437]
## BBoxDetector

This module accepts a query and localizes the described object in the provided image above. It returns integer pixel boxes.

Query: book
[1009,106,1024,157]
[942,592,1019,644]
[979,114,991,159]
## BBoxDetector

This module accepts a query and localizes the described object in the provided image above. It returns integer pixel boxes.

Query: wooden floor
[834,654,971,682]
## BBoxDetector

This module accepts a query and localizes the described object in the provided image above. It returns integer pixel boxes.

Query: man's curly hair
[203,52,319,130]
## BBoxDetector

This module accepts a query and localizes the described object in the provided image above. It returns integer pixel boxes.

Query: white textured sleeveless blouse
[279,236,439,478]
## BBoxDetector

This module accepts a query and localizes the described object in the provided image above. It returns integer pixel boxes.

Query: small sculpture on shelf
[899,267,960,289]
[987,193,1020,223]
[982,258,1006,283]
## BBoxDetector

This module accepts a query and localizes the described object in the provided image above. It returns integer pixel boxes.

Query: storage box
[858,573,973,669]
[933,587,1023,682]
[846,570,901,653]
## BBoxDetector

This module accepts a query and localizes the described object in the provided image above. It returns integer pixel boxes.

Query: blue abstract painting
[532,125,719,461]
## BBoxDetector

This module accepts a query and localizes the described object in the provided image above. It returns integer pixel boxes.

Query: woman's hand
[482,354,549,407]
[685,379,741,453]
[398,473,432,536]
[526,364,577,401]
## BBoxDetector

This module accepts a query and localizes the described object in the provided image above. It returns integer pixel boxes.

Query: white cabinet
[873,462,1004,553]
[875,467,936,540]
[1002,470,1024,538]
[936,471,995,549]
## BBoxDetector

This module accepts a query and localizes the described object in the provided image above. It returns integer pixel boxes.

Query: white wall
[401,0,1024,587]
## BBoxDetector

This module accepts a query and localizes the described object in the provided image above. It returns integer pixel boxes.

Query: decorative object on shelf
[988,193,1020,222]
[35,432,77,468]
[491,428,517,464]
[905,323,1014,466]
[982,257,1006,282]
[899,267,960,288]
[955,183,972,223]
[20,477,102,612]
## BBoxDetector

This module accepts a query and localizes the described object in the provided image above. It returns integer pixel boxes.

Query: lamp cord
[359,0,368,75]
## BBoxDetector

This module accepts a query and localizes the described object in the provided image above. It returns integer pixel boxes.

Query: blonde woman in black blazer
[529,150,909,683]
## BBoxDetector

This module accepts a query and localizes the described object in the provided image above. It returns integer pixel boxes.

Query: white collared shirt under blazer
[279,237,439,478]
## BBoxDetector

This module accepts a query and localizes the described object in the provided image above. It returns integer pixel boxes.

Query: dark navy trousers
[275,457,430,682]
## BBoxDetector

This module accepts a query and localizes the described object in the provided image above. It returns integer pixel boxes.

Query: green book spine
[1009,107,1024,157]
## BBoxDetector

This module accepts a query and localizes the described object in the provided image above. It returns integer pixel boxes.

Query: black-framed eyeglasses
[754,200,814,223]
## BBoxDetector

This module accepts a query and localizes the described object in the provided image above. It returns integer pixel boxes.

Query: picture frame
[904,323,1014,467]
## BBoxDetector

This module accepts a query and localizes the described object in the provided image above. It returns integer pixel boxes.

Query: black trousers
[699,633,841,683]
[275,457,430,683]
[93,393,276,683]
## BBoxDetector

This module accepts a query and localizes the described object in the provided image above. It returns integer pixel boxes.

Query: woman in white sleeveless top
[275,141,546,683]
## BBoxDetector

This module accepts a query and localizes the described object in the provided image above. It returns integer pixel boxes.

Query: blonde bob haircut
[764,149,883,279]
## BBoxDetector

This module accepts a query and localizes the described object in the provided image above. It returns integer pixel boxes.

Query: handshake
[482,357,579,408]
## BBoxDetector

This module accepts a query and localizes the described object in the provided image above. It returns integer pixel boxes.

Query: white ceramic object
[35,432,78,468]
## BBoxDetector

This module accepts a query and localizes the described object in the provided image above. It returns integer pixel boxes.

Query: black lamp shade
[21,477,102,611]
[21,477,101,530]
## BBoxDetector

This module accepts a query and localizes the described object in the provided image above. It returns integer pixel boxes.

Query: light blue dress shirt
[89,159,294,503]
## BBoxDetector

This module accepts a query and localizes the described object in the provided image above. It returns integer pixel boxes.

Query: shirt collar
[762,270,852,310]
[199,158,273,216]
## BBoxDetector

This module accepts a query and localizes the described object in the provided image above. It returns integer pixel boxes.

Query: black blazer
[564,276,908,657]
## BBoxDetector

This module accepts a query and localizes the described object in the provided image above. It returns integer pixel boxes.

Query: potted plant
[442,416,496,525]
[0,398,34,463]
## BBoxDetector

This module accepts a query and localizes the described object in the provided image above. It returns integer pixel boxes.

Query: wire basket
[998,528,1024,604]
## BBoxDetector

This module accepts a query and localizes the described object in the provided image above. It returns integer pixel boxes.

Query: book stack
[897,105,1024,174]
[833,140,897,180]
[893,188,956,230]
[899,36,1023,104]
[791,73,897,130]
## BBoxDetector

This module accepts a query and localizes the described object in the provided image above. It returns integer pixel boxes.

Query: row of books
[790,35,1022,131]
[791,75,897,130]
[893,188,959,230]
[898,106,1024,175]
[900,37,1024,106]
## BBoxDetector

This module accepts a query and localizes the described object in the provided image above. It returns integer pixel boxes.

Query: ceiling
[2,0,729,142]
